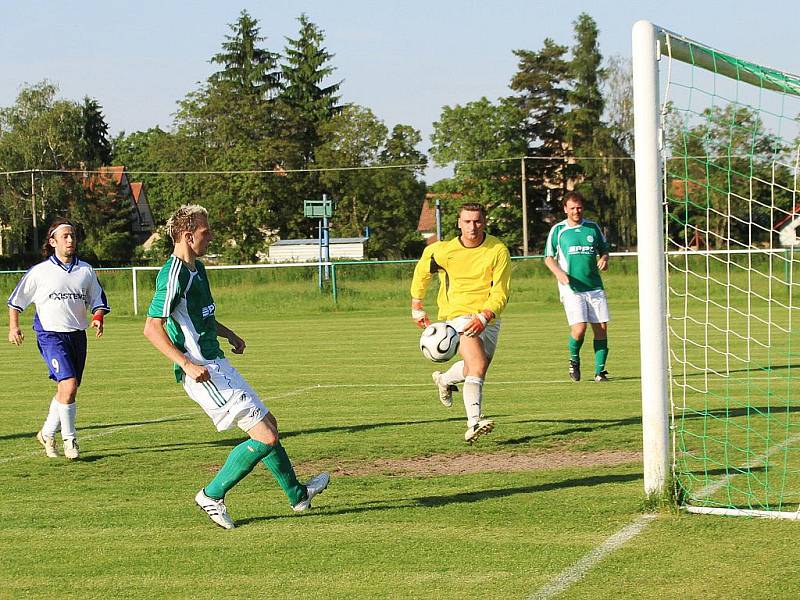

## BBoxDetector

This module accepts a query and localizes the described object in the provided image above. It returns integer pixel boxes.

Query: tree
[280,13,342,166]
[430,97,527,250]
[316,106,426,258]
[81,97,112,168]
[209,10,282,97]
[665,104,789,249]
[0,82,86,253]
[564,13,635,248]
[604,55,634,155]
[168,10,297,260]
[510,38,572,238]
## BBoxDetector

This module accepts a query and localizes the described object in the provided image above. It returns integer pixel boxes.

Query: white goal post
[631,20,670,499]
[632,20,800,517]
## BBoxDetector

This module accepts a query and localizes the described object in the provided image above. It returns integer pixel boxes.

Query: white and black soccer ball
[419,322,459,363]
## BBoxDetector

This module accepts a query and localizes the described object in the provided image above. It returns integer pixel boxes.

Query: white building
[267,237,368,262]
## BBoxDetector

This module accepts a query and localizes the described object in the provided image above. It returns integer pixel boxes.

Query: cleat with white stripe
[432,371,456,408]
[292,472,330,512]
[465,418,495,444]
[37,431,58,458]
[195,489,235,529]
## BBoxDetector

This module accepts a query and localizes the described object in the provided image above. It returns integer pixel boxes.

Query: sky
[2,0,799,181]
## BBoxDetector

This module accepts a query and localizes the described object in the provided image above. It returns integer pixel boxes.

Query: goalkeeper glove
[411,299,431,329]
[463,309,494,337]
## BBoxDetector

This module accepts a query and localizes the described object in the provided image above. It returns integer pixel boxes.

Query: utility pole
[435,198,442,241]
[521,157,529,256]
[31,170,38,253]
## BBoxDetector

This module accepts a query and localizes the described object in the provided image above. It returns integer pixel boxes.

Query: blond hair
[166,205,208,242]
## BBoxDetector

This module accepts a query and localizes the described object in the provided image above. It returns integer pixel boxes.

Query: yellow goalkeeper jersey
[410,234,511,320]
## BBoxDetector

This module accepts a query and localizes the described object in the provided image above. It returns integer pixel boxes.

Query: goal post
[631,20,671,499]
[632,21,800,518]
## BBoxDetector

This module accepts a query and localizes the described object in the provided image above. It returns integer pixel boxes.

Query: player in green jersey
[544,191,611,382]
[143,205,329,529]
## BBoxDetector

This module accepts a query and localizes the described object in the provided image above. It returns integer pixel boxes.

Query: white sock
[42,397,61,438]
[442,361,465,386]
[58,402,77,440]
[463,376,484,427]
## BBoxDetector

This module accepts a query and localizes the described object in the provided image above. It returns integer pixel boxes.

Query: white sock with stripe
[463,376,484,427]
[58,402,77,440]
[42,397,60,438]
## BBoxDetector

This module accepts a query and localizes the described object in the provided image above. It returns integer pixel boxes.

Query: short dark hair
[563,191,584,206]
[43,218,77,257]
[458,202,486,217]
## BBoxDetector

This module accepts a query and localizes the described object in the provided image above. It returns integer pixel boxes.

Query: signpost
[304,194,334,289]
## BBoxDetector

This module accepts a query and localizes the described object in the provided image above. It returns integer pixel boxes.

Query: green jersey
[147,256,224,381]
[545,219,609,293]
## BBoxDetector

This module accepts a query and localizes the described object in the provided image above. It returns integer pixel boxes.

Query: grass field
[2,264,800,599]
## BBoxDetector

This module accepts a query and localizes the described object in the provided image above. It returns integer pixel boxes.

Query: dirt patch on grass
[302,449,641,477]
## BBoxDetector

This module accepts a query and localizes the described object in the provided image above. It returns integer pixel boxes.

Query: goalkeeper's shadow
[235,471,642,525]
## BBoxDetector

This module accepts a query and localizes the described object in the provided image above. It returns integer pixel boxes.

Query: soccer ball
[419,322,459,363]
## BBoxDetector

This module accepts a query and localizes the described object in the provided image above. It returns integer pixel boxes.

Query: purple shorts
[35,330,88,385]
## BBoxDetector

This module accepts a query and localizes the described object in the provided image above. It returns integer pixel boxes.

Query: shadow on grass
[0,417,193,442]
[498,416,641,446]
[235,471,642,525]
[281,415,505,439]
[499,404,800,446]
[68,415,505,458]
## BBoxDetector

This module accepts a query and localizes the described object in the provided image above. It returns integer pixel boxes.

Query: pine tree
[280,13,341,165]
[565,13,634,247]
[209,9,281,99]
[510,39,571,230]
[81,97,112,168]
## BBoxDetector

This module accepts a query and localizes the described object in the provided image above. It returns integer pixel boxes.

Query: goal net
[633,22,800,518]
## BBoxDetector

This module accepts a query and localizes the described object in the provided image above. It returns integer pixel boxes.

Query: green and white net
[661,30,800,516]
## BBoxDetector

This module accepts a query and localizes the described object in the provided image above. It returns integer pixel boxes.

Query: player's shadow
[281,416,509,439]
[498,416,641,446]
[235,471,642,526]
[0,417,192,442]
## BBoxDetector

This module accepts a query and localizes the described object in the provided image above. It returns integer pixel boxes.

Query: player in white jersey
[7,218,110,459]
[143,205,329,529]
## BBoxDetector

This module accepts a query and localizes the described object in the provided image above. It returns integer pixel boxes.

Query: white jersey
[7,255,110,333]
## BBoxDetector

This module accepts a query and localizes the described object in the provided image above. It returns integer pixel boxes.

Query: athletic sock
[463,376,484,427]
[593,338,609,374]
[58,402,77,440]
[568,336,584,363]
[441,360,465,386]
[261,443,306,506]
[205,439,273,500]
[42,397,61,438]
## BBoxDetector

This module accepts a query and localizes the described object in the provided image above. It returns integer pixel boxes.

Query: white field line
[1,384,326,465]
[526,513,658,600]
[527,429,800,599]
[6,378,585,463]
[0,412,198,465]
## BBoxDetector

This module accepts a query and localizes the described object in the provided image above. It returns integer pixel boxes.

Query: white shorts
[182,358,269,432]
[561,289,611,326]
[448,315,501,359]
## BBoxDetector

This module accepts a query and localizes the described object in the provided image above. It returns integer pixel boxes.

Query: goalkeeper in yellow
[410,203,511,443]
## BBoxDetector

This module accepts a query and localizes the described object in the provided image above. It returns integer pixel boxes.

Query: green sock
[261,443,305,506]
[568,336,584,363]
[593,338,609,374]
[205,439,273,500]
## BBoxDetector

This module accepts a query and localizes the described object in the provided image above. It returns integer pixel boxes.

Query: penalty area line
[526,513,657,600]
